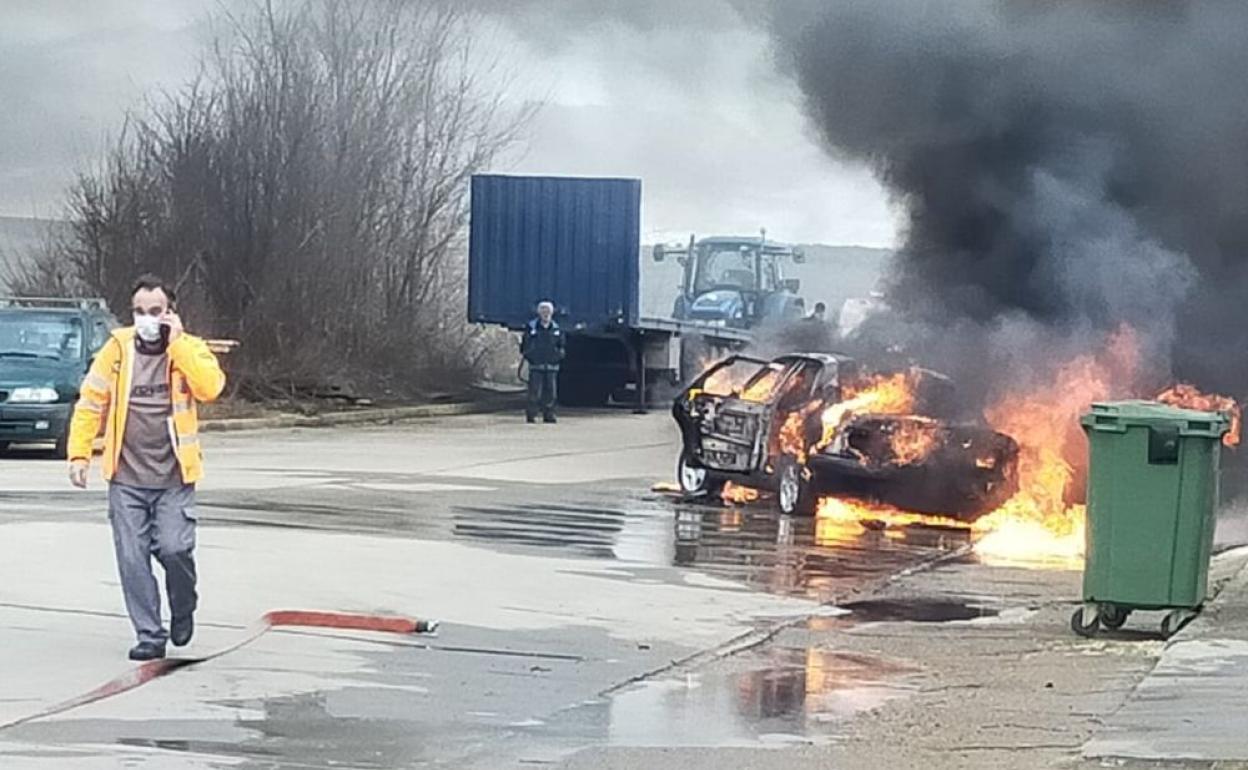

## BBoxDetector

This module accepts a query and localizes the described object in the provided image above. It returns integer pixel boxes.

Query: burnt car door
[673,356,769,475]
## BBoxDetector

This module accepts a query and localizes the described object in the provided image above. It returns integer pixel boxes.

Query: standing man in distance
[68,275,226,661]
[521,300,564,424]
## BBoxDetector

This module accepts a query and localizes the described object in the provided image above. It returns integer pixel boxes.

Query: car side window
[777,363,817,410]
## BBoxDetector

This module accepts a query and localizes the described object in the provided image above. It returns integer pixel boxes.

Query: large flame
[972,325,1140,566]
[818,371,919,449]
[694,327,1242,571]
[817,497,970,536]
[881,417,941,466]
[1156,383,1242,447]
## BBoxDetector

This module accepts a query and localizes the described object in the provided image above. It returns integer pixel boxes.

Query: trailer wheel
[677,449,722,498]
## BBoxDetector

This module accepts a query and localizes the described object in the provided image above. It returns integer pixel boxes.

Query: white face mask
[134,314,163,343]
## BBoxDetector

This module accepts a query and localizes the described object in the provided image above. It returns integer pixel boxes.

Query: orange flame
[776,401,824,465]
[972,325,1141,566]
[701,364,753,397]
[884,417,941,466]
[799,325,1240,569]
[818,371,920,449]
[721,481,761,505]
[816,497,970,538]
[1155,383,1241,447]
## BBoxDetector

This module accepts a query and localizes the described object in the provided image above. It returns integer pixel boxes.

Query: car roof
[0,307,90,318]
[775,352,855,366]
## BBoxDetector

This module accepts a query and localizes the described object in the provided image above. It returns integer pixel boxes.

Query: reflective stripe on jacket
[68,328,226,484]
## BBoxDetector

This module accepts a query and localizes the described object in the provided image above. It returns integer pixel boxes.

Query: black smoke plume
[772,1,1248,402]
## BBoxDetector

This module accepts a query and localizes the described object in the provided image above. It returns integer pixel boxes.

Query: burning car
[672,353,1020,520]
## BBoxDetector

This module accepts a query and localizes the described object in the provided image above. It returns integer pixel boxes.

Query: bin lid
[1081,400,1230,437]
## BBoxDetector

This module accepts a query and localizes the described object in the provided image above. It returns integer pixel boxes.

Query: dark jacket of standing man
[521,300,564,423]
[67,275,226,661]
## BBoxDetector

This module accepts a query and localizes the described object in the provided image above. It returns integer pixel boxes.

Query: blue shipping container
[468,174,641,331]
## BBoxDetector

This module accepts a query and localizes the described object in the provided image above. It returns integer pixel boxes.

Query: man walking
[68,275,226,661]
[521,300,564,423]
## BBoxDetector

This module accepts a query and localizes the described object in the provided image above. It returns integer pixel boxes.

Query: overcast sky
[0,0,897,247]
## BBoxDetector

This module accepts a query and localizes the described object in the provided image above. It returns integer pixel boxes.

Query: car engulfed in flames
[810,414,1019,519]
[672,353,1020,519]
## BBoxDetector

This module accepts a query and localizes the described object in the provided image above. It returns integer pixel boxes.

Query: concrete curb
[199,398,521,433]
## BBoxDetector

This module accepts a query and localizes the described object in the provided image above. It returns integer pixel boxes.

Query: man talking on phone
[67,275,226,661]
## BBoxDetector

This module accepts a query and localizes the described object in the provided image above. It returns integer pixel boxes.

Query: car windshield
[0,314,84,361]
[699,358,767,397]
[737,362,790,403]
[693,247,780,294]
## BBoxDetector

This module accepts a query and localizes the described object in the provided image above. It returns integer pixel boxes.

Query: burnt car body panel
[810,414,1020,520]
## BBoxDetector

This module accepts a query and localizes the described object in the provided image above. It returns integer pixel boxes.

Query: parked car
[672,352,1019,520]
[0,297,117,457]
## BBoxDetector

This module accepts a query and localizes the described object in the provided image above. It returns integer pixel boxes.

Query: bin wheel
[1160,609,1197,640]
[1100,604,1130,630]
[1070,607,1099,638]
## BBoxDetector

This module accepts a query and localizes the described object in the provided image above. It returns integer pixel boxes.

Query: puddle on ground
[836,597,1001,624]
[450,497,971,605]
[583,645,919,748]
[670,503,970,603]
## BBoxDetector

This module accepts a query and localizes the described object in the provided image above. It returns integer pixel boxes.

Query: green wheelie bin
[1073,400,1229,639]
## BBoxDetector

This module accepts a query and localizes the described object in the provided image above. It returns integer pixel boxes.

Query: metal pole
[634,331,648,414]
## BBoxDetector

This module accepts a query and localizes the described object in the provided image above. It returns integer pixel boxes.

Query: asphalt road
[0,410,965,768]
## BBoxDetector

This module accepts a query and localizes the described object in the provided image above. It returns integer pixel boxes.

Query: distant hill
[640,243,893,319]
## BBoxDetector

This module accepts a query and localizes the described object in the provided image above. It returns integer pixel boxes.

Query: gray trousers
[108,483,199,645]
[527,367,558,419]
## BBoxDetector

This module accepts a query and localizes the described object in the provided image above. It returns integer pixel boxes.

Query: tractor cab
[653,231,807,328]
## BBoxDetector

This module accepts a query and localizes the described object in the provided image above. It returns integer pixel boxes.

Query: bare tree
[12,0,532,397]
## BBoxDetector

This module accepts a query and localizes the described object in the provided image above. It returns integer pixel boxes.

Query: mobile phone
[159,304,176,345]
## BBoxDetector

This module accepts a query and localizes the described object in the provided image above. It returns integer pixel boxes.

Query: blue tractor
[653,231,808,328]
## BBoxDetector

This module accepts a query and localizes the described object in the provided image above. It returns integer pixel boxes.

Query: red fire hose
[0,610,439,731]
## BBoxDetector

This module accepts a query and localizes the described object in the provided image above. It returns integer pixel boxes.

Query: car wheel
[677,449,722,497]
[0,442,9,457]
[777,457,816,517]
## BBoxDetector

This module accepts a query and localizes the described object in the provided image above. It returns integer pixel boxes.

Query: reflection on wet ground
[1,473,968,607]
[449,492,971,604]
[670,500,971,603]
[547,644,920,750]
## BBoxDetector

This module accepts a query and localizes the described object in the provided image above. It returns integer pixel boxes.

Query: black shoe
[543,415,557,424]
[526,416,537,424]
[129,641,167,661]
[171,615,194,647]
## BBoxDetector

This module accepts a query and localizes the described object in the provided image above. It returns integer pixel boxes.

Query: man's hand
[162,310,184,343]
[69,460,89,489]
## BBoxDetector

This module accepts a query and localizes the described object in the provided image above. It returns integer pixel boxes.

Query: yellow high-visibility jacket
[68,328,226,484]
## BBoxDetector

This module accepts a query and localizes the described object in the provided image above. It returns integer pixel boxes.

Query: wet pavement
[0,411,975,767]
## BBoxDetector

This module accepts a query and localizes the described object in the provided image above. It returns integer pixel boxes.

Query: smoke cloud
[770,1,1248,399]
